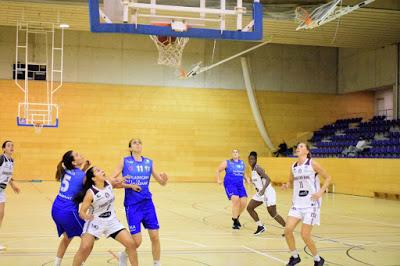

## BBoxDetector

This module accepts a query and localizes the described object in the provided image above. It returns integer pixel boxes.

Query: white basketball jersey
[291,158,321,208]
[89,181,116,220]
[251,165,266,192]
[0,155,14,184]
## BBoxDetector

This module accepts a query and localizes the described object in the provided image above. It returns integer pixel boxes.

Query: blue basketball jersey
[122,156,153,206]
[53,168,85,210]
[224,159,245,184]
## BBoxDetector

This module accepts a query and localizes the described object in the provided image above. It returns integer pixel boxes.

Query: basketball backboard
[88,0,263,41]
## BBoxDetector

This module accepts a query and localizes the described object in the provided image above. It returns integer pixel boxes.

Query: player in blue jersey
[216,149,250,229]
[113,138,168,266]
[51,150,90,266]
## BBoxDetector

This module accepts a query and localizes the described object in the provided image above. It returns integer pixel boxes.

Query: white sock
[54,257,62,266]
[154,260,161,266]
[290,250,299,258]
[256,221,263,227]
[119,251,128,266]
[314,255,321,261]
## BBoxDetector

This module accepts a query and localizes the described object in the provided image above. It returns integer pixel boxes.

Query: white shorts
[288,206,320,226]
[0,190,6,203]
[83,217,125,239]
[252,185,276,207]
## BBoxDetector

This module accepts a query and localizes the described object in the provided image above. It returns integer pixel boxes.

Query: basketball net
[33,121,43,134]
[149,35,189,68]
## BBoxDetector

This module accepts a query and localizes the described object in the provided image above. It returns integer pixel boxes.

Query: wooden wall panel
[0,80,374,183]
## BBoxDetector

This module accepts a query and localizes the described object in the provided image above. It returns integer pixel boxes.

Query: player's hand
[131,184,142,192]
[281,183,290,190]
[81,213,94,221]
[245,178,251,184]
[12,185,21,194]
[159,172,168,186]
[217,179,222,185]
[115,176,125,184]
[311,191,323,201]
[258,189,266,197]
[82,160,91,171]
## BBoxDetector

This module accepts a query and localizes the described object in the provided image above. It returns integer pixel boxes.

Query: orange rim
[295,7,312,25]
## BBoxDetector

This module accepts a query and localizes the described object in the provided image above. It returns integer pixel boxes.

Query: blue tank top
[122,156,153,206]
[53,168,85,210]
[224,159,245,184]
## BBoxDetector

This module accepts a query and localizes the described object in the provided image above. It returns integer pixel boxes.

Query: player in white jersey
[72,166,139,266]
[282,143,331,266]
[246,151,286,235]
[0,141,21,250]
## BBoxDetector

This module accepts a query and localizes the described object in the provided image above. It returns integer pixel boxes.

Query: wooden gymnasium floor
[0,182,399,266]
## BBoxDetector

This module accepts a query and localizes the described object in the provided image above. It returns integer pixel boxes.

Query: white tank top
[89,181,116,220]
[0,155,14,185]
[251,165,267,192]
[291,158,321,208]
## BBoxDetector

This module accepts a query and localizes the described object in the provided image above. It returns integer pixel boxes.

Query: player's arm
[111,159,124,179]
[282,171,294,190]
[152,166,168,186]
[110,176,141,192]
[9,178,21,194]
[243,165,251,184]
[256,166,271,196]
[311,160,332,200]
[81,160,91,172]
[79,191,94,221]
[216,161,227,185]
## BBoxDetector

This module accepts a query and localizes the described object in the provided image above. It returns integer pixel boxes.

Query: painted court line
[161,237,208,247]
[242,245,286,264]
[336,215,400,227]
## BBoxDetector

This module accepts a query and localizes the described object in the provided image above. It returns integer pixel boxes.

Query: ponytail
[73,167,95,204]
[55,150,74,181]
[306,143,312,159]
[55,161,65,181]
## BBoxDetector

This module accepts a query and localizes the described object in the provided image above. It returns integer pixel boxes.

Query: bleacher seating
[309,116,400,158]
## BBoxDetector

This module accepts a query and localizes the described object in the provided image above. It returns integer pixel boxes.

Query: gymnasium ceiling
[0,0,399,48]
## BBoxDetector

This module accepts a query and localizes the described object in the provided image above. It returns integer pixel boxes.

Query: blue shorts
[51,204,84,238]
[224,182,247,200]
[125,199,160,235]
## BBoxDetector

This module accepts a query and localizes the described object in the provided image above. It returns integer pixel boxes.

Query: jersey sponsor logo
[145,159,150,164]
[58,193,73,200]
[294,176,311,181]
[92,224,99,229]
[1,171,12,176]
[99,211,112,218]
[298,190,309,197]
[128,166,134,171]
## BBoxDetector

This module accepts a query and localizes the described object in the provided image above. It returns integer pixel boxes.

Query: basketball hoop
[149,22,189,68]
[295,7,313,26]
[33,121,43,134]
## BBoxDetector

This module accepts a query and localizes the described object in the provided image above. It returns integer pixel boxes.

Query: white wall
[375,88,394,119]
[339,45,398,93]
[0,25,337,93]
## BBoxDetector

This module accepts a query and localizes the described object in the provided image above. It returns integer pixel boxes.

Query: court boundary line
[242,245,286,264]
